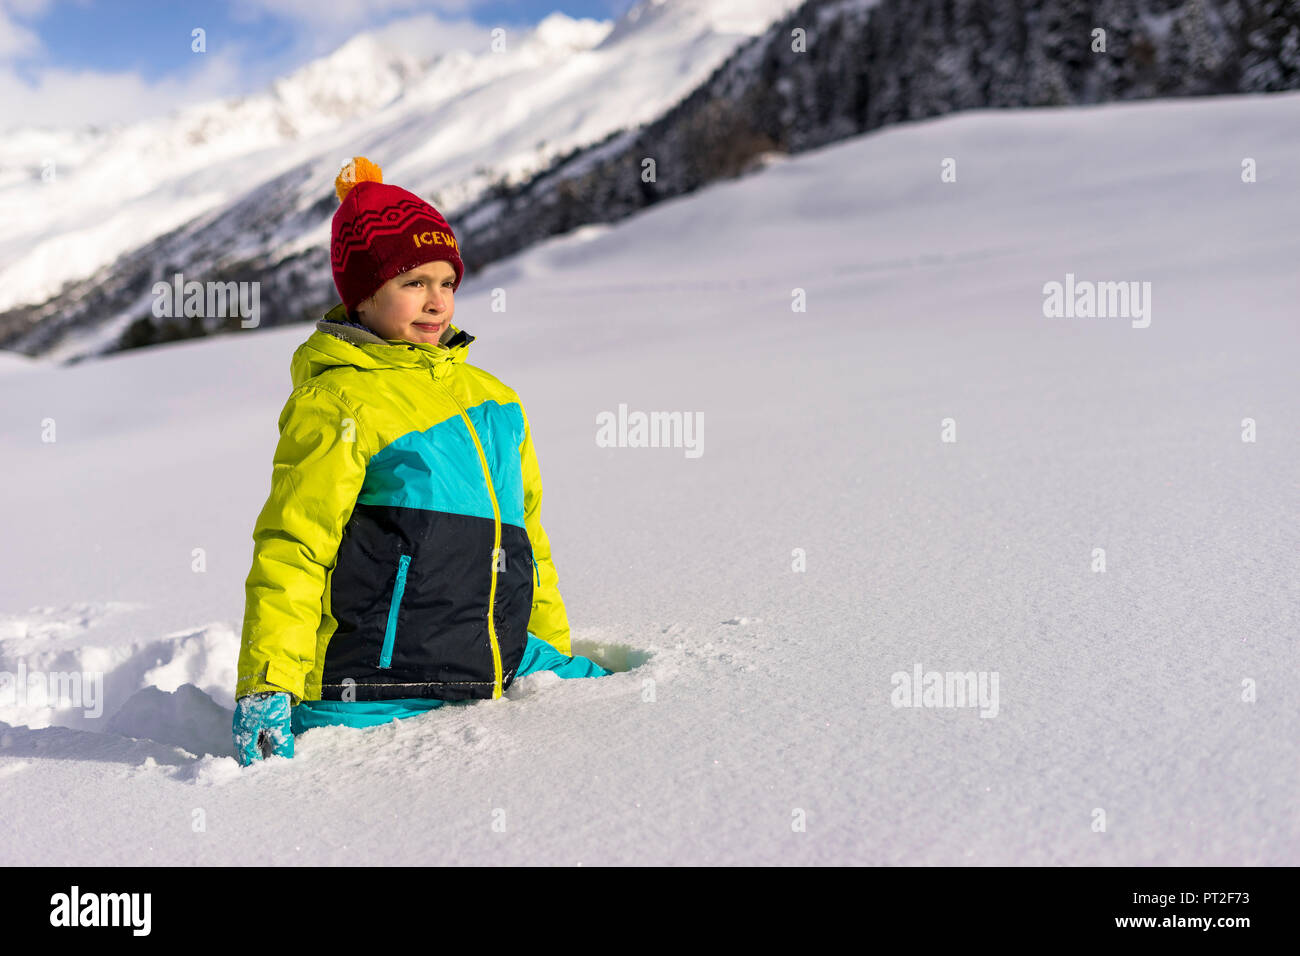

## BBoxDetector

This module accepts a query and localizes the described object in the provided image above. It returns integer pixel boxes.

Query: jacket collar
[316,302,475,353]
[288,303,477,388]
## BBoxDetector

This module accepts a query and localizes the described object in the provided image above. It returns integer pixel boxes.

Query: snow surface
[0,90,1297,864]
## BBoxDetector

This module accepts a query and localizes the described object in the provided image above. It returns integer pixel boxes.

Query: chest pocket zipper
[379,553,412,669]
[531,552,540,587]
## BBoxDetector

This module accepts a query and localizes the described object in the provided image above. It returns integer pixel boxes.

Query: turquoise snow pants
[290,632,610,733]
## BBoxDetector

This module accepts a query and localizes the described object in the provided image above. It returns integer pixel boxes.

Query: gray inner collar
[316,319,393,346]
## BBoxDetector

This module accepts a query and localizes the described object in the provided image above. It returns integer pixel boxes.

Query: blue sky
[0,0,638,128]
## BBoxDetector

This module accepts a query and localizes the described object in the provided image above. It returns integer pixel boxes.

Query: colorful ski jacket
[236,303,570,705]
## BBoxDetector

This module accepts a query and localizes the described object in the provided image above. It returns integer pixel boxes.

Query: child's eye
[406,280,421,287]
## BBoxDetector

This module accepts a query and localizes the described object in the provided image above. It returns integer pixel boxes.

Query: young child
[233,156,609,766]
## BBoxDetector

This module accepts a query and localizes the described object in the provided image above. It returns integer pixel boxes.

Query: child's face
[355,259,457,345]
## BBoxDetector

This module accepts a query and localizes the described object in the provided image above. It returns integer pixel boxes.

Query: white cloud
[0,0,45,60]
[239,7,497,82]
[226,1,499,70]
[0,0,241,129]
[230,0,476,28]
[358,11,497,58]
[0,46,248,129]
[0,0,514,131]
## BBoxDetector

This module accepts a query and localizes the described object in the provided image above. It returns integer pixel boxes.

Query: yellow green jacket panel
[236,304,570,704]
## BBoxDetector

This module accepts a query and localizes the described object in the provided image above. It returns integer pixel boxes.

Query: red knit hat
[330,156,464,313]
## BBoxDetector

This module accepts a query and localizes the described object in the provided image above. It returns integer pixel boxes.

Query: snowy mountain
[0,0,803,358]
[2,0,1295,363]
[1,90,1296,864]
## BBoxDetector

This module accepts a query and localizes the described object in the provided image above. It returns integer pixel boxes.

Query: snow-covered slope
[0,91,1295,864]
[0,0,802,316]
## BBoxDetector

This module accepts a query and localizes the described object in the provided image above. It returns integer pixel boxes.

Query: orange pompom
[335,156,383,202]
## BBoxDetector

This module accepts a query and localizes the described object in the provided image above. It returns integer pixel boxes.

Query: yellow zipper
[432,368,505,698]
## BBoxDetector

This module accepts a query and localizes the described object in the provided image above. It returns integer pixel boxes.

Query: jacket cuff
[264,662,305,700]
[236,662,305,702]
